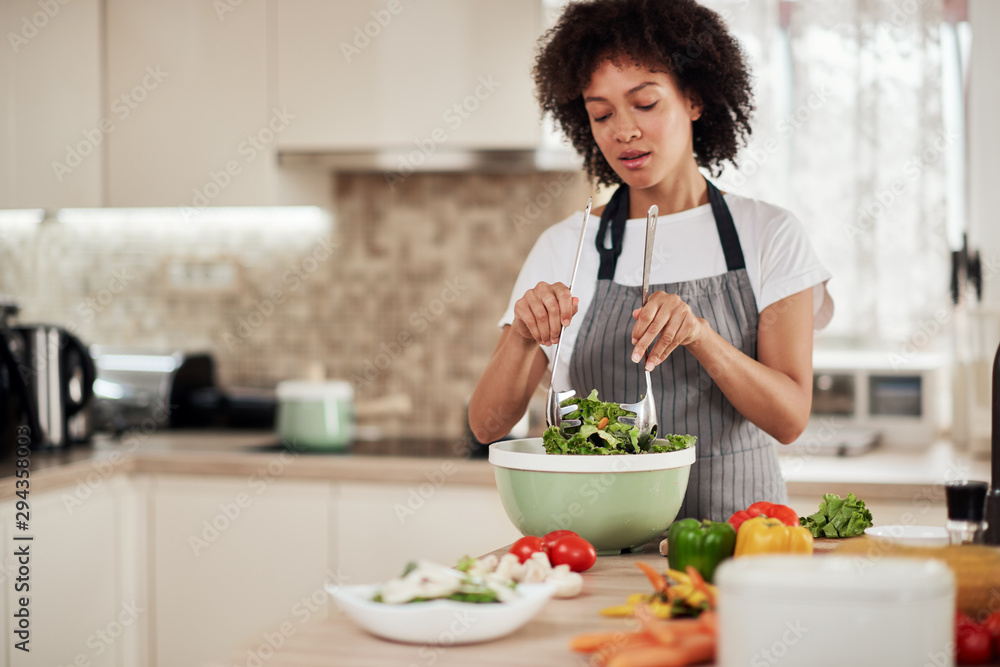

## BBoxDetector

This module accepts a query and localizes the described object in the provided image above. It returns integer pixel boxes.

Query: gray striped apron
[568,180,787,523]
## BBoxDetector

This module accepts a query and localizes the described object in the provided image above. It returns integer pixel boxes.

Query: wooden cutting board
[813,535,863,552]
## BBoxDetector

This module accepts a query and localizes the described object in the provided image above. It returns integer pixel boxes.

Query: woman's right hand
[511,281,579,346]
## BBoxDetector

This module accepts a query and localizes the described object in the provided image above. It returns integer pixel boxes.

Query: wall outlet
[164,258,240,292]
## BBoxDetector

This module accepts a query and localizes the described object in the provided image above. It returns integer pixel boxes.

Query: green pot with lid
[275,380,354,451]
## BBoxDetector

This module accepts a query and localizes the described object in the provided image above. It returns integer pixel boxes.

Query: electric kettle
[0,303,95,450]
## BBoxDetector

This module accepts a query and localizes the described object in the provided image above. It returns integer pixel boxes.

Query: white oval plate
[327,582,556,645]
[864,525,948,546]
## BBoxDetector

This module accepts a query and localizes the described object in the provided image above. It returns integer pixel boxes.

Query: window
[705,0,966,346]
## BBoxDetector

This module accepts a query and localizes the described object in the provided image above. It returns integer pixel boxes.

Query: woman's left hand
[630,292,707,370]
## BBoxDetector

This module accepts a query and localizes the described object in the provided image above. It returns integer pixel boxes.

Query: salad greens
[799,492,874,538]
[541,389,695,455]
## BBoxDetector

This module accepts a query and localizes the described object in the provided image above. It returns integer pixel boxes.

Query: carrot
[606,634,716,667]
[697,610,717,634]
[570,631,636,653]
[684,565,716,609]
[598,416,610,429]
[591,633,660,666]
[635,607,711,645]
[636,561,668,593]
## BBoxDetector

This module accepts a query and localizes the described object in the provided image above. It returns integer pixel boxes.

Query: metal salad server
[618,205,659,450]
[545,196,593,432]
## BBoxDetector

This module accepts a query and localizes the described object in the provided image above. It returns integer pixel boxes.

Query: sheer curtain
[706,0,953,345]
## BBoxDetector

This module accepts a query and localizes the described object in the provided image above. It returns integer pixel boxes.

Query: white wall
[969,0,1000,308]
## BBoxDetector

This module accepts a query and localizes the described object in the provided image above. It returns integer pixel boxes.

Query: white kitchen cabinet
[151,475,332,667]
[2,475,125,667]
[103,0,331,208]
[336,479,523,583]
[275,0,541,152]
[104,0,269,208]
[0,0,103,208]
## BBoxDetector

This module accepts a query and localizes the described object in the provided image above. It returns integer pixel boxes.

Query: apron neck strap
[595,185,629,280]
[594,179,745,279]
[706,180,745,272]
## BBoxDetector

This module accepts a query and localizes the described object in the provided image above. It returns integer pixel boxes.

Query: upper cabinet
[0,0,103,209]
[104,0,329,208]
[0,1,548,210]
[275,0,542,152]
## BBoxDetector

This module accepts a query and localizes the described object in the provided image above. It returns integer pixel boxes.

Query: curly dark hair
[534,0,754,185]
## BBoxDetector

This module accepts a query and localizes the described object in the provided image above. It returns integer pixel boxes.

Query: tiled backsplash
[0,172,589,438]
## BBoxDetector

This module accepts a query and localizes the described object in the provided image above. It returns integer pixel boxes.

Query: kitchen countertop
[209,540,676,667]
[213,539,1000,667]
[0,430,991,501]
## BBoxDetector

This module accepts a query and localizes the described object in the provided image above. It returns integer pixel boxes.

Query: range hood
[277,148,583,174]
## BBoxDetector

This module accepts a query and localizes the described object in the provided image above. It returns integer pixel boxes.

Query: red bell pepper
[728,501,800,532]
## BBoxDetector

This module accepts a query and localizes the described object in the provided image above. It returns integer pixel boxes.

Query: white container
[275,380,354,451]
[715,556,955,667]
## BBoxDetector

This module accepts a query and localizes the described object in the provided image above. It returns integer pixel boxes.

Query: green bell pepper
[666,518,737,583]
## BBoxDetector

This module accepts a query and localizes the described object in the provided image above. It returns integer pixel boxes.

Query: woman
[469,0,833,522]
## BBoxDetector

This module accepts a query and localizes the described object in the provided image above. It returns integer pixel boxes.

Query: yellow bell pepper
[734,516,814,556]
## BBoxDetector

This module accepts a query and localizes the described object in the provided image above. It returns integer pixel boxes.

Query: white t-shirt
[499,192,834,390]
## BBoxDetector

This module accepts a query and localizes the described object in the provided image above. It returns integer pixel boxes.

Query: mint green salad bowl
[489,438,695,555]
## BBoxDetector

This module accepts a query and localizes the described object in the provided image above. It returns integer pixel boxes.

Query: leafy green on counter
[541,389,695,455]
[799,493,874,538]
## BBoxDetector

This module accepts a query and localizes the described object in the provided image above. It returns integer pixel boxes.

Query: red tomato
[509,536,546,564]
[548,535,597,572]
[543,530,578,552]
[983,611,1000,639]
[956,619,994,664]
[957,611,977,630]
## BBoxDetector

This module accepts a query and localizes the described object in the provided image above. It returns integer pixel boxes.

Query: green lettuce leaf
[541,389,695,456]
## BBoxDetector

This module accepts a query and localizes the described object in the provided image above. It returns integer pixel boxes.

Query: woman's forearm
[684,290,815,444]
[468,327,549,443]
[686,328,811,443]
